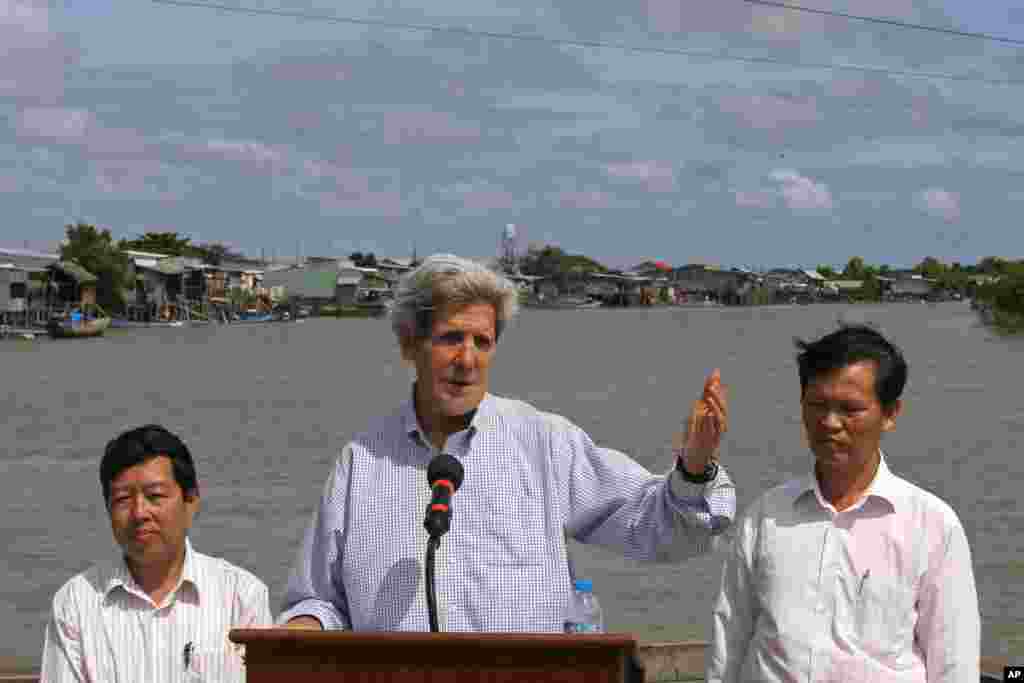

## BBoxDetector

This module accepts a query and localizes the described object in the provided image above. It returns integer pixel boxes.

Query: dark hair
[100,424,198,508]
[795,324,907,408]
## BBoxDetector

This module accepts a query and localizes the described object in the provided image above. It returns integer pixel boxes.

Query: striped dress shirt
[279,392,736,632]
[707,452,980,683]
[41,538,272,683]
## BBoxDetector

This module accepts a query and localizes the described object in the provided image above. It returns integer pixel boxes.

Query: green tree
[858,273,882,302]
[120,231,194,256]
[842,256,866,280]
[915,256,947,279]
[816,265,838,279]
[519,244,607,279]
[228,286,257,309]
[61,222,134,313]
[978,256,1006,275]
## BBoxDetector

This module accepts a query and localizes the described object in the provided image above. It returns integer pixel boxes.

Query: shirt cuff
[276,599,347,630]
[669,456,728,497]
[666,462,736,534]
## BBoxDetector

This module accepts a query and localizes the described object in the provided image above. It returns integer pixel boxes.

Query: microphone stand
[424,535,442,632]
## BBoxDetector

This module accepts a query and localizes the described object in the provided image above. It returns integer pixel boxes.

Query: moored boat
[47,315,111,339]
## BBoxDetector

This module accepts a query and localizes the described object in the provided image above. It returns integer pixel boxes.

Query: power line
[150,0,1024,87]
[741,0,1024,47]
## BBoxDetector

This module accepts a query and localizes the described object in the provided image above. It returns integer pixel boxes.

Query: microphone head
[427,453,464,492]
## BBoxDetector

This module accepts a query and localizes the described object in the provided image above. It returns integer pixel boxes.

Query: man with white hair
[279,254,735,632]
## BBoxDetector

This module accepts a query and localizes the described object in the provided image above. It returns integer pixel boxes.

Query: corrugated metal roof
[0,247,60,259]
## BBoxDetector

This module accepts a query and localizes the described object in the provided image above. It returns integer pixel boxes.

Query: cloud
[286,111,324,133]
[90,160,189,202]
[642,0,915,39]
[604,160,675,192]
[553,189,610,209]
[203,139,285,164]
[294,158,405,217]
[269,60,349,82]
[17,108,164,164]
[828,77,883,99]
[769,169,833,210]
[0,0,76,104]
[916,187,960,222]
[441,181,517,210]
[0,174,20,193]
[734,190,774,208]
[302,158,373,197]
[17,107,92,142]
[302,187,405,217]
[381,111,481,145]
[718,94,820,130]
[178,138,291,175]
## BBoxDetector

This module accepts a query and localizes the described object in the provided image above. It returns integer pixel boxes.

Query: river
[2,301,1021,665]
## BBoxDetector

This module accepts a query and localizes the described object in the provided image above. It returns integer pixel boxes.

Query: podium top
[230,629,638,650]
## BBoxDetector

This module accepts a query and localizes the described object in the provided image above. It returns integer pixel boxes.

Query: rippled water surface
[2,302,1022,661]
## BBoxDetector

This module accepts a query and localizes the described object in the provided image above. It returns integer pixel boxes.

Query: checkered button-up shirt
[279,392,736,632]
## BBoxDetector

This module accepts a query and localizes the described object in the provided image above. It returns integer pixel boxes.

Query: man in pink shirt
[708,324,980,682]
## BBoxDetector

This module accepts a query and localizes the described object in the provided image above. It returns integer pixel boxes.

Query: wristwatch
[676,456,719,484]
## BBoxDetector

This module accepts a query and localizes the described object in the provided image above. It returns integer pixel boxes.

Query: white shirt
[707,453,980,683]
[41,538,272,683]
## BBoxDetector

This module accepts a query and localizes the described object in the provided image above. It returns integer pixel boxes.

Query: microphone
[423,454,465,539]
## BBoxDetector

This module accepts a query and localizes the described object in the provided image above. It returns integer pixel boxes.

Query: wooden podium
[229,629,645,683]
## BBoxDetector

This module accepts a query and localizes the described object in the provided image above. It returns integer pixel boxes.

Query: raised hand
[674,369,729,475]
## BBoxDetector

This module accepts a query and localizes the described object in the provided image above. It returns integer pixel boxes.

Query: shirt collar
[795,450,904,513]
[104,537,201,603]
[400,384,497,447]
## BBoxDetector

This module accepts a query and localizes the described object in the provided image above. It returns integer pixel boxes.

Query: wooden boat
[110,318,184,328]
[47,315,111,339]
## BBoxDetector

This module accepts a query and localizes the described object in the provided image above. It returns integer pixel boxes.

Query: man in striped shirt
[280,254,736,632]
[40,425,272,682]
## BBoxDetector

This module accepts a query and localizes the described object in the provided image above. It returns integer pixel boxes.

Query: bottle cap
[573,579,593,592]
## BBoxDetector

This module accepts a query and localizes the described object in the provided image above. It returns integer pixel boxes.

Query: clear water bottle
[564,579,604,633]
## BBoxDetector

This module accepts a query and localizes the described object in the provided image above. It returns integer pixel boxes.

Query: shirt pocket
[854,573,915,657]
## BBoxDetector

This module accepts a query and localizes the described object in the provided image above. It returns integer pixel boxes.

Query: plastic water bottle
[564,579,604,633]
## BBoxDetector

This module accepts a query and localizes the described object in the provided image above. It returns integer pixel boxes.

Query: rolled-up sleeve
[558,419,736,563]
[277,451,353,629]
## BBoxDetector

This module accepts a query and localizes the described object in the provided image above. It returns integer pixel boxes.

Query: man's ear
[882,399,902,432]
[398,330,419,363]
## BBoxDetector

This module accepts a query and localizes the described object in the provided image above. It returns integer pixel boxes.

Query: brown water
[2,302,1021,663]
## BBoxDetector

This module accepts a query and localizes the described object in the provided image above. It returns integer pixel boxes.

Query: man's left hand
[674,369,729,475]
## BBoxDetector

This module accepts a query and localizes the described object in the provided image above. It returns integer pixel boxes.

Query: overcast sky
[2,0,1023,268]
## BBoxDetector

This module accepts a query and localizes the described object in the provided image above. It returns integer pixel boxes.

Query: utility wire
[741,0,1024,47]
[151,0,1024,87]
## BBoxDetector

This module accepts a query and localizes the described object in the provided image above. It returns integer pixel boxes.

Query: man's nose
[820,410,843,430]
[452,338,478,367]
[129,495,154,521]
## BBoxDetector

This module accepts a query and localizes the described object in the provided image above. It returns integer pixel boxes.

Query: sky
[2,0,1024,270]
